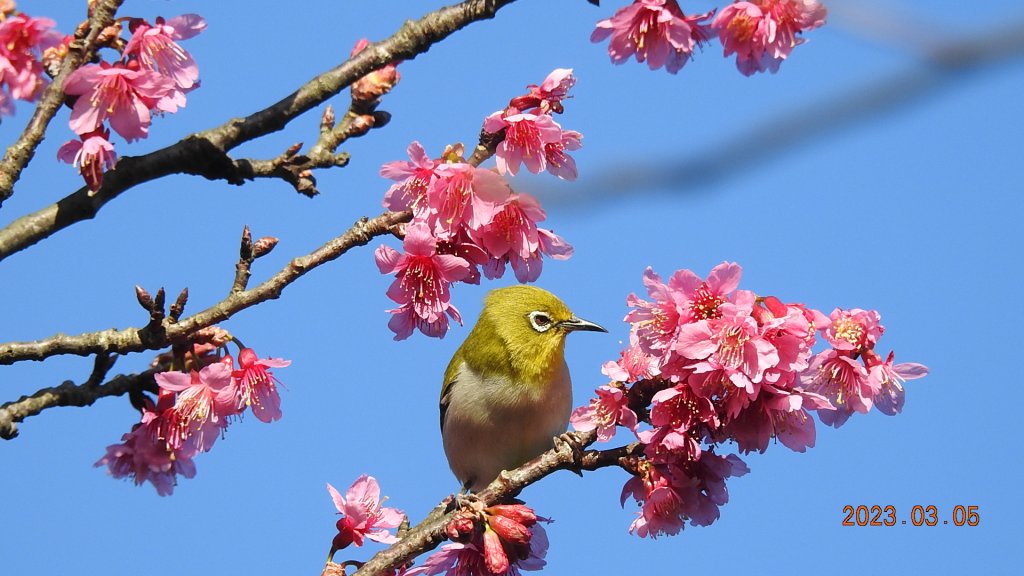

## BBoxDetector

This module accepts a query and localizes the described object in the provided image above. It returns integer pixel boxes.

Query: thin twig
[0,0,125,209]
[0,362,157,440]
[0,210,412,365]
[0,0,518,261]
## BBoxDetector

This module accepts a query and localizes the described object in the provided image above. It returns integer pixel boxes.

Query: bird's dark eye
[528,311,553,332]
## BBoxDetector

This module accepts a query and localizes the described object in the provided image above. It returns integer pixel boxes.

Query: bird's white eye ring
[528,311,553,332]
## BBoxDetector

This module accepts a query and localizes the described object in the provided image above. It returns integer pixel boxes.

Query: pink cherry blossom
[484,110,563,176]
[591,0,714,74]
[640,385,717,463]
[231,347,291,423]
[328,475,404,550]
[674,261,743,321]
[0,13,62,109]
[94,392,197,496]
[385,301,463,341]
[427,164,511,237]
[675,290,779,394]
[509,68,577,115]
[472,194,571,284]
[381,140,440,215]
[625,268,688,358]
[155,362,235,452]
[603,335,661,382]
[57,129,118,192]
[822,307,884,353]
[65,61,177,141]
[712,0,827,75]
[799,349,874,427]
[471,193,544,263]
[865,350,929,416]
[123,14,205,91]
[376,221,471,339]
[725,384,832,453]
[623,453,747,538]
[543,129,582,180]
[570,385,639,442]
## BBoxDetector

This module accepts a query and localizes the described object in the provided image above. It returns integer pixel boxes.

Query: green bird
[440,285,607,492]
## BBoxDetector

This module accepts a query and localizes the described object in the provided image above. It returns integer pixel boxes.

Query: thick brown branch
[353,430,644,576]
[0,364,157,440]
[0,210,412,365]
[0,0,124,209]
[0,0,517,261]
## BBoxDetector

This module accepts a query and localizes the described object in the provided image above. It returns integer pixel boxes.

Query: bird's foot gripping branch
[324,262,928,576]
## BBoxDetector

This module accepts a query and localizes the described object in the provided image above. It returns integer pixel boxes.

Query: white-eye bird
[440,285,606,492]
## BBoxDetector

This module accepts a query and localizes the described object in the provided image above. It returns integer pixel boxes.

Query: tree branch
[0,0,518,262]
[351,430,644,576]
[0,0,124,209]
[0,209,412,365]
[0,355,158,439]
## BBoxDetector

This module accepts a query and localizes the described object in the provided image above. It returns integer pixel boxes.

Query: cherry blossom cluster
[409,502,548,576]
[571,262,927,537]
[57,13,206,191]
[376,69,580,340]
[0,4,64,117]
[591,0,827,76]
[96,337,289,495]
[324,476,547,576]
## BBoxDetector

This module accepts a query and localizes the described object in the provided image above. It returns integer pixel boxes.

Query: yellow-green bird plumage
[440,285,605,492]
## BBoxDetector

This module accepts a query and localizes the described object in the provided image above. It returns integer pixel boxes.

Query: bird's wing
[439,361,462,433]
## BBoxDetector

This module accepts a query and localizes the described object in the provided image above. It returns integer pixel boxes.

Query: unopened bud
[42,40,69,78]
[485,504,538,527]
[135,285,153,310]
[371,110,392,129]
[349,114,375,137]
[192,326,232,347]
[351,66,401,102]
[239,225,253,259]
[446,511,477,543]
[96,23,124,51]
[321,105,336,133]
[482,528,509,575]
[169,287,189,321]
[252,237,279,258]
[487,515,532,547]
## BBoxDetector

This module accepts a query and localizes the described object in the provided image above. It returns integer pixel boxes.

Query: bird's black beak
[558,316,608,333]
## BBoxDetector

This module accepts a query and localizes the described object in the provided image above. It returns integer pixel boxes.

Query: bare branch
[0,0,518,262]
[0,210,412,365]
[0,0,125,208]
[0,357,158,440]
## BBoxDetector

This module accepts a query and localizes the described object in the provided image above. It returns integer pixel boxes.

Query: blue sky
[2,1,1022,574]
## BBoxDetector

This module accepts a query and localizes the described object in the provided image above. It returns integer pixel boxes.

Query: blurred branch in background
[534,12,1024,206]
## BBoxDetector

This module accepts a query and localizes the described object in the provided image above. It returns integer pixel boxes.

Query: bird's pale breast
[442,360,572,492]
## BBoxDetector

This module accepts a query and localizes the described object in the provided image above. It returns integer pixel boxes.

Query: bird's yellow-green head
[449,285,607,386]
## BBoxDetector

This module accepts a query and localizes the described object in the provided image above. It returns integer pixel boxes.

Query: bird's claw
[445,491,482,513]
[554,431,585,476]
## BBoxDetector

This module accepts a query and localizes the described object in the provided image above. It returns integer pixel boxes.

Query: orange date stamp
[842,505,980,527]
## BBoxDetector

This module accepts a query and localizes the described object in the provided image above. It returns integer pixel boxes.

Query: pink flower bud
[332,519,355,551]
[487,514,531,547]
[485,504,537,527]
[446,511,477,542]
[482,528,509,575]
